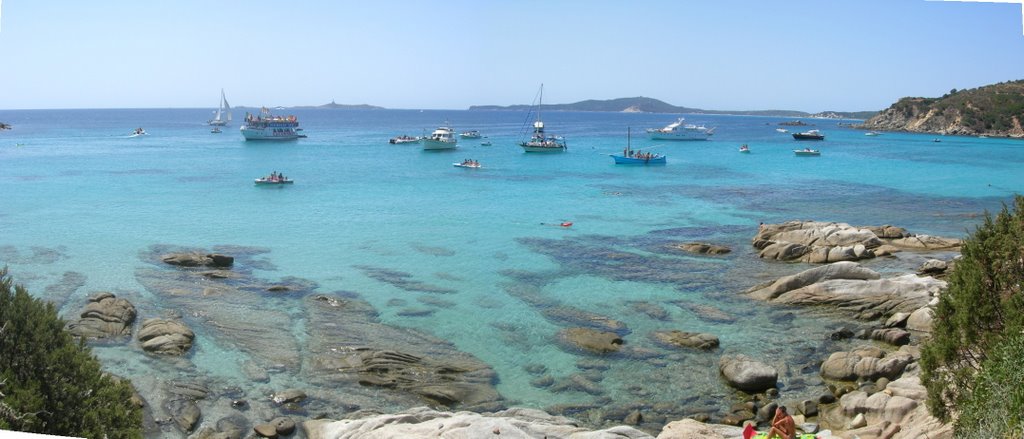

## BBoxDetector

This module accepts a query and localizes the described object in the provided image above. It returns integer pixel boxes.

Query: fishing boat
[793,148,821,156]
[453,159,481,168]
[208,89,232,126]
[646,117,714,141]
[610,128,666,165]
[792,129,824,140]
[240,107,305,140]
[422,121,458,150]
[739,144,750,153]
[520,84,567,152]
[389,135,420,144]
[254,172,293,185]
[459,130,482,139]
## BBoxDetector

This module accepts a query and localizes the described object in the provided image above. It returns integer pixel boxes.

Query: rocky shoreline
[58,221,959,438]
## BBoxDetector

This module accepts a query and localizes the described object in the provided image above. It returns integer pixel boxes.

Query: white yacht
[422,121,458,150]
[646,117,714,141]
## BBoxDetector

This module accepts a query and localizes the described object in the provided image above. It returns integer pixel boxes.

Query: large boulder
[719,355,778,392]
[748,263,945,320]
[304,407,653,439]
[650,330,720,350]
[820,348,914,381]
[657,419,725,439]
[906,307,934,332]
[137,318,195,355]
[753,221,881,263]
[66,292,136,339]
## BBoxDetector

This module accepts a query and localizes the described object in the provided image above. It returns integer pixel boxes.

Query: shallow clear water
[1,108,1020,432]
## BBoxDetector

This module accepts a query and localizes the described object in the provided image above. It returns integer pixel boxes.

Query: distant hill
[860,80,1024,137]
[238,101,385,110]
[470,96,873,119]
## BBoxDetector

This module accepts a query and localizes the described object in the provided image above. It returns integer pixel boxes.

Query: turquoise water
[1,108,1021,432]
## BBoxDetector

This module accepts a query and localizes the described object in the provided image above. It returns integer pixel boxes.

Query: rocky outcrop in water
[719,355,778,392]
[303,406,653,439]
[161,252,234,268]
[858,80,1024,138]
[671,242,731,255]
[65,292,136,339]
[650,330,720,350]
[753,221,960,263]
[137,318,194,355]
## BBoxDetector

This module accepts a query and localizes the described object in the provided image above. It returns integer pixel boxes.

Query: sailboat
[519,84,566,153]
[610,128,666,165]
[208,89,232,126]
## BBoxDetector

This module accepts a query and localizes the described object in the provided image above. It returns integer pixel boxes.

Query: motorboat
[520,84,567,152]
[646,117,714,141]
[254,172,293,185]
[240,107,305,140]
[794,148,821,156]
[211,127,222,134]
[459,130,482,139]
[129,128,147,137]
[208,89,232,126]
[453,159,482,168]
[610,128,666,165]
[739,144,750,153]
[422,121,458,150]
[792,130,824,140]
[389,135,420,144]
[480,140,492,146]
[865,131,880,136]
[775,128,789,133]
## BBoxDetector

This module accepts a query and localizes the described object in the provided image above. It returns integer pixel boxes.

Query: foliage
[0,267,142,438]
[954,333,1024,438]
[920,195,1024,424]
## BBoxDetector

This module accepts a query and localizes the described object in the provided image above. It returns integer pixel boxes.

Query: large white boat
[208,89,232,126]
[240,107,305,140]
[422,121,458,150]
[520,84,566,153]
[646,117,714,141]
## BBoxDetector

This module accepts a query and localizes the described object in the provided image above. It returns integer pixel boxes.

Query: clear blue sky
[0,0,1021,111]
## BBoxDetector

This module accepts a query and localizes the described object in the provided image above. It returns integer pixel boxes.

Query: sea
[0,108,1020,434]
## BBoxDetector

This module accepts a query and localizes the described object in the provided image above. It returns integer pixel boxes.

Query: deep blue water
[0,108,1020,432]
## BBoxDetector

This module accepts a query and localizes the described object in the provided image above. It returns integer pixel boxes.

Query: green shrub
[0,267,142,438]
[920,196,1024,425]
[954,333,1024,438]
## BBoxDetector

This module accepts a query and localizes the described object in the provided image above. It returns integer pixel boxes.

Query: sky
[0,0,1022,112]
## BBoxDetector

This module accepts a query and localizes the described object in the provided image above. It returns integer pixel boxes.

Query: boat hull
[793,150,820,156]
[453,163,481,168]
[254,179,294,185]
[422,139,457,150]
[792,134,824,140]
[520,143,566,153]
[611,155,666,165]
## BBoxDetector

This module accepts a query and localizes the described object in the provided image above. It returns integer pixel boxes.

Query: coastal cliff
[860,80,1024,137]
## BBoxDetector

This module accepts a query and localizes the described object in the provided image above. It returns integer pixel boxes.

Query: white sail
[208,89,231,126]
[222,89,232,123]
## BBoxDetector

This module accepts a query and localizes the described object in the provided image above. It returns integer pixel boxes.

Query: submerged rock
[672,242,732,255]
[558,328,624,354]
[650,330,720,350]
[718,355,778,392]
[161,252,234,268]
[137,318,195,355]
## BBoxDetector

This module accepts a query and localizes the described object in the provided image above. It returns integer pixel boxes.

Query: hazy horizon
[1,0,1022,112]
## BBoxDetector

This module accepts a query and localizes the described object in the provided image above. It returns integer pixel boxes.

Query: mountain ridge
[469,96,875,119]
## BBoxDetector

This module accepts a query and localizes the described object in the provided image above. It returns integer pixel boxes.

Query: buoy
[560,222,573,227]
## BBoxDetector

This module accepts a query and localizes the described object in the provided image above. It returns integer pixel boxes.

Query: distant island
[469,96,877,119]
[237,100,384,111]
[860,79,1024,137]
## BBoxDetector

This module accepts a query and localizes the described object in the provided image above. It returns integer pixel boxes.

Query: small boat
[208,89,232,126]
[459,130,482,139]
[610,128,666,165]
[453,159,482,168]
[480,141,492,146]
[129,128,147,137]
[422,121,458,150]
[241,107,304,140]
[792,130,824,140]
[211,127,222,134]
[865,131,880,136]
[793,148,820,156]
[389,135,420,144]
[254,172,293,185]
[520,84,567,152]
[979,135,989,139]
[739,144,750,153]
[933,138,942,143]
[647,117,714,140]
[775,128,789,133]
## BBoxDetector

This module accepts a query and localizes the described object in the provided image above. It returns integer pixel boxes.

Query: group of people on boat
[264,171,288,182]
[623,148,660,160]
[133,128,145,135]
[460,159,480,167]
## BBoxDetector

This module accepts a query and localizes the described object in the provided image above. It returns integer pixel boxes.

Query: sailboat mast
[537,83,543,123]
